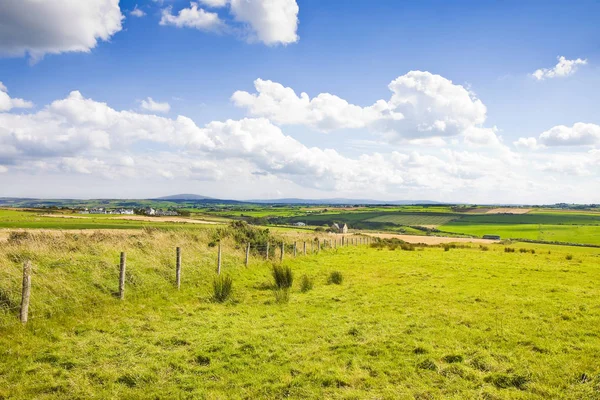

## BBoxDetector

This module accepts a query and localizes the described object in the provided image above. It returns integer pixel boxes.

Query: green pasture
[1,231,599,399]
[439,223,600,245]
[365,213,457,226]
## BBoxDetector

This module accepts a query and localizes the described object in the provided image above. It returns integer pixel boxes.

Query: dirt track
[364,232,498,245]
[40,214,220,224]
[485,208,531,214]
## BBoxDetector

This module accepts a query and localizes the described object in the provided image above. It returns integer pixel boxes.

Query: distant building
[145,207,156,216]
[331,223,348,234]
[155,209,178,216]
[483,235,500,240]
[89,208,106,214]
[293,222,306,226]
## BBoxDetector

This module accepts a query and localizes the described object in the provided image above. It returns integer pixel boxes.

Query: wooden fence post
[303,241,307,255]
[20,260,32,324]
[266,242,270,260]
[119,252,126,300]
[342,237,345,246]
[245,243,250,267]
[294,242,297,257]
[176,247,182,289]
[280,242,284,262]
[317,239,320,253]
[217,243,222,275]
[311,240,313,254]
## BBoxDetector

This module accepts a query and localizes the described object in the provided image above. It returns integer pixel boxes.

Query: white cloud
[199,0,229,7]
[160,0,299,45]
[229,0,299,45]
[1,89,597,202]
[0,165,7,173]
[233,71,497,145]
[130,6,146,17]
[517,123,600,149]
[0,0,123,62]
[140,97,171,113]
[532,56,588,80]
[160,2,227,32]
[0,82,34,111]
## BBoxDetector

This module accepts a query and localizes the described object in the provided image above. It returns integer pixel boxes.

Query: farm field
[1,230,600,399]
[365,213,457,227]
[439,223,600,245]
[0,209,227,230]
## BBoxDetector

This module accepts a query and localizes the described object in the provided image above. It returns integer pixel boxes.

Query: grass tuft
[212,275,233,303]
[272,265,293,289]
[300,275,314,292]
[327,271,343,285]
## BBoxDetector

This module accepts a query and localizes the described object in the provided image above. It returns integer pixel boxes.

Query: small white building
[293,222,306,226]
[145,207,156,216]
[331,223,348,234]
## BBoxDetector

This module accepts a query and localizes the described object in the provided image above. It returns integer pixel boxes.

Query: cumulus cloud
[160,2,226,32]
[232,71,497,145]
[130,6,146,17]
[0,0,123,62]
[0,82,34,111]
[160,0,299,45]
[532,56,588,80]
[140,97,171,113]
[516,123,600,149]
[229,0,299,45]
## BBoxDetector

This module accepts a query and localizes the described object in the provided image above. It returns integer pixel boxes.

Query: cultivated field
[1,228,599,398]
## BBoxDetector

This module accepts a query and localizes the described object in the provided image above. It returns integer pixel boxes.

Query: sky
[0,0,599,203]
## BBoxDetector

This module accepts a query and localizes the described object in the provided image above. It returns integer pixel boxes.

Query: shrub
[273,289,290,304]
[272,265,293,289]
[443,244,451,252]
[519,248,527,253]
[300,275,314,292]
[328,271,343,285]
[504,247,515,253]
[212,275,233,303]
[480,245,489,251]
[566,254,573,260]
[417,359,437,371]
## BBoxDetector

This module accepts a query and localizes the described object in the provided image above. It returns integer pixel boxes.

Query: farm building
[293,222,306,226]
[482,235,501,240]
[145,207,156,216]
[331,223,348,234]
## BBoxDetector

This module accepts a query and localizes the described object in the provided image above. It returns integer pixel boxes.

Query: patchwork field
[1,230,599,399]
[365,213,457,227]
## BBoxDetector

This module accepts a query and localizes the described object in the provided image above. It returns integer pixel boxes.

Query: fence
[2,236,373,325]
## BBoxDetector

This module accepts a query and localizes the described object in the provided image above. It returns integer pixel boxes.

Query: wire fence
[0,236,373,327]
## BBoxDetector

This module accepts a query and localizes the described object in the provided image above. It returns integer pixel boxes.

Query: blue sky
[0,0,599,202]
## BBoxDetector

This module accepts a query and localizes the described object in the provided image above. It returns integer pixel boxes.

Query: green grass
[365,213,457,226]
[1,232,600,398]
[440,223,600,245]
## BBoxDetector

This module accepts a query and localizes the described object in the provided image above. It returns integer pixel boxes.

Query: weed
[480,245,489,251]
[300,275,314,292]
[272,265,293,289]
[327,271,343,285]
[566,254,573,260]
[413,346,428,354]
[212,275,233,303]
[504,247,515,253]
[195,355,211,366]
[417,359,437,371]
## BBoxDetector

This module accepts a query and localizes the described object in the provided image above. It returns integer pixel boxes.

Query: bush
[328,271,343,285]
[300,275,314,292]
[272,265,293,289]
[566,254,573,260]
[504,247,515,253]
[484,373,528,389]
[480,245,489,251]
[212,275,233,303]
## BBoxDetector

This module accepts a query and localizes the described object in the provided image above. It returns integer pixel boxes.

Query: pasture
[1,229,599,399]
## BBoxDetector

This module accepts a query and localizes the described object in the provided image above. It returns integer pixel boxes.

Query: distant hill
[247,198,444,205]
[153,194,216,200]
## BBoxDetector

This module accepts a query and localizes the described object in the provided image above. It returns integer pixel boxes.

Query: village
[79,207,179,217]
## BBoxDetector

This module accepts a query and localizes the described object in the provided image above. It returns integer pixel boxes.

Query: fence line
[2,235,373,325]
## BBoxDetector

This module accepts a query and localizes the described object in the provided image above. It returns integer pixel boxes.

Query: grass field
[1,230,600,398]
[439,223,600,245]
[365,213,457,227]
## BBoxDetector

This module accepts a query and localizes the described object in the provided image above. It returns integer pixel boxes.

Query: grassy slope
[1,232,600,399]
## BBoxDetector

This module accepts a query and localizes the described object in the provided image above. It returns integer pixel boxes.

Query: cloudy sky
[0,0,599,203]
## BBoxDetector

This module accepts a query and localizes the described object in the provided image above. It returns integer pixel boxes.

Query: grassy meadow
[1,228,600,399]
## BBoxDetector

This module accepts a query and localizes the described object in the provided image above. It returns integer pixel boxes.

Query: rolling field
[1,230,600,398]
[365,213,457,227]
[438,223,600,245]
